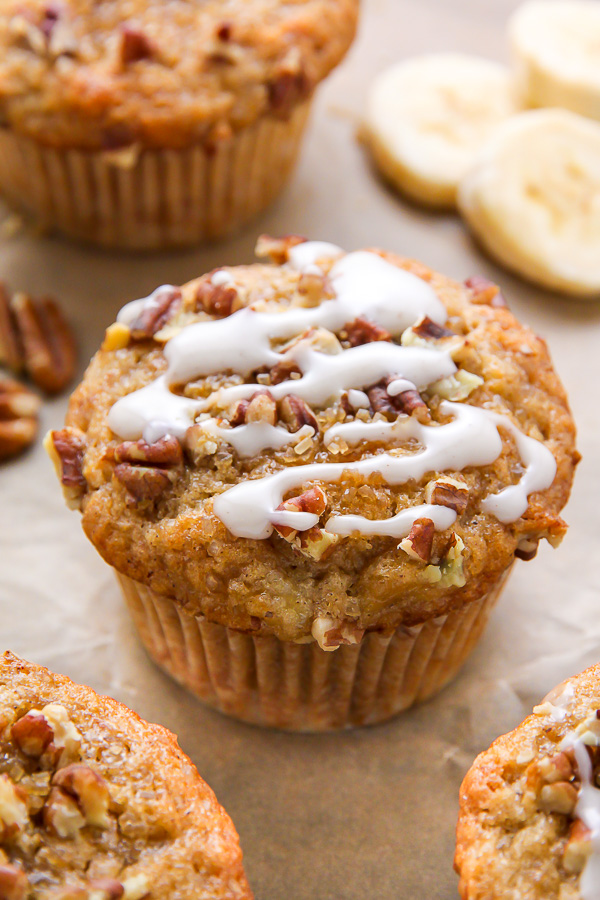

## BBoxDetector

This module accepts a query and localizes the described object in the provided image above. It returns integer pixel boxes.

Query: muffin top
[455,664,600,900]
[0,0,358,150]
[50,237,577,645]
[0,651,251,900]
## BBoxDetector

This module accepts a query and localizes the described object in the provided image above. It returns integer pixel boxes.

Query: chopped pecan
[269,359,302,385]
[311,616,364,651]
[0,864,29,900]
[195,279,238,318]
[0,775,28,841]
[367,378,428,420]
[279,394,318,432]
[515,537,539,561]
[1,290,76,394]
[113,436,183,468]
[184,425,219,464]
[120,25,154,65]
[465,276,507,308]
[229,390,277,426]
[425,477,469,514]
[296,526,340,561]
[128,287,181,340]
[114,464,173,502]
[52,764,111,828]
[563,819,592,875]
[537,781,578,815]
[268,69,311,115]
[342,317,391,347]
[411,316,454,339]
[255,234,307,264]
[11,713,54,758]
[297,271,332,306]
[273,486,327,540]
[399,518,435,562]
[43,786,85,839]
[0,377,40,461]
[44,427,87,509]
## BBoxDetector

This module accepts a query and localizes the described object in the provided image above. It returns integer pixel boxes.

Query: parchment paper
[2,1,599,897]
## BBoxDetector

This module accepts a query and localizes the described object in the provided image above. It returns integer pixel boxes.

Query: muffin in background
[47,237,577,730]
[0,651,252,898]
[455,663,600,899]
[0,1,358,249]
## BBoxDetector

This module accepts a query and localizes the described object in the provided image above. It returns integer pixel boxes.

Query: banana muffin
[47,237,577,729]
[0,0,358,249]
[455,663,600,900]
[0,651,251,899]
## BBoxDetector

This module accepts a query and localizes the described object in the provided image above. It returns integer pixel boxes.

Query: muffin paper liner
[117,567,512,731]
[0,102,310,249]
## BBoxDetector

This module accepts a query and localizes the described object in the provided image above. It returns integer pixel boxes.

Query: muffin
[455,664,600,900]
[46,236,577,730]
[0,1,358,249]
[0,650,252,899]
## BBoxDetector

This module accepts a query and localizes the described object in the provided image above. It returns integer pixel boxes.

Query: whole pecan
[128,287,182,340]
[268,359,302,385]
[195,279,238,318]
[0,377,40,461]
[0,288,76,394]
[342,317,391,347]
[279,394,318,432]
[465,276,507,308]
[425,477,469,514]
[88,880,124,900]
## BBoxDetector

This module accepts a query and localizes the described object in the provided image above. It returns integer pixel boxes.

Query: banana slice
[510,0,600,121]
[363,54,520,208]
[458,109,600,298]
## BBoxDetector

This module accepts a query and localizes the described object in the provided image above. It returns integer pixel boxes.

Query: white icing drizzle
[107,243,558,541]
[211,269,234,287]
[117,285,178,326]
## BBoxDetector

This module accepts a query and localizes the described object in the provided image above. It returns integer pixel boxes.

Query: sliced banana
[458,109,600,298]
[510,0,600,121]
[362,54,520,209]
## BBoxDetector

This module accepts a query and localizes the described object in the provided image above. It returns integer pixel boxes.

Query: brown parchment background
[1,0,599,897]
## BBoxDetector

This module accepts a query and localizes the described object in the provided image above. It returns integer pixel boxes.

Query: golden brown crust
[0,651,252,899]
[0,0,358,150]
[59,246,578,643]
[455,665,600,900]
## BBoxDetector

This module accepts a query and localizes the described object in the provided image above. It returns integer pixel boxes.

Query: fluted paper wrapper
[0,102,310,250]
[116,568,511,731]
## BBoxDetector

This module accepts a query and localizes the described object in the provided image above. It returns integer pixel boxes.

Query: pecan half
[120,25,154,65]
[425,477,469,514]
[128,287,181,340]
[11,713,54,758]
[279,394,318,432]
[195,279,238,318]
[296,526,340,561]
[399,518,435,562]
[0,377,40,461]
[465,276,507,308]
[411,316,454,340]
[341,317,391,347]
[1,290,76,394]
[114,464,174,503]
[0,864,29,900]
[113,436,183,468]
[255,234,306,264]
[43,786,85,839]
[44,427,87,508]
[273,486,327,541]
[52,764,110,829]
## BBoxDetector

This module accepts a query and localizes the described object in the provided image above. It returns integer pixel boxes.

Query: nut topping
[120,25,154,65]
[424,477,469,514]
[0,377,40,461]
[311,616,364,652]
[113,436,183,468]
[341,317,391,347]
[229,390,277,427]
[44,427,87,509]
[367,378,428,420]
[11,713,54,758]
[0,776,28,840]
[465,275,508,308]
[563,819,592,875]
[537,781,578,815]
[0,289,76,394]
[515,537,539,561]
[0,864,29,900]
[279,395,318,433]
[399,518,435,562]
[410,316,455,340]
[114,464,174,503]
[195,279,239,318]
[255,234,307,264]
[52,765,111,829]
[43,786,85,839]
[128,287,181,340]
[273,487,327,540]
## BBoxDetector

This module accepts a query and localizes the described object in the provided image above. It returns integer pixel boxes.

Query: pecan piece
[52,764,111,828]
[425,477,469,514]
[128,286,181,340]
[44,427,87,509]
[229,390,277,426]
[113,436,183,468]
[114,464,173,502]
[296,526,340,561]
[410,316,454,339]
[563,819,592,874]
[120,25,154,65]
[11,713,54,757]
[43,786,85,839]
[0,775,28,841]
[399,518,435,562]
[195,279,238,318]
[515,537,539,561]
[255,234,307,264]
[0,377,40,461]
[465,275,507,308]
[342,317,391,346]
[311,616,364,651]
[279,394,318,432]
[1,291,76,394]
[367,377,428,420]
[537,781,578,815]
[269,359,302,385]
[0,864,29,900]
[273,486,327,541]
[268,69,311,115]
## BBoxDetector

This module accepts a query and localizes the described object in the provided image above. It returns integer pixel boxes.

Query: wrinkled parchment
[2,1,600,896]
